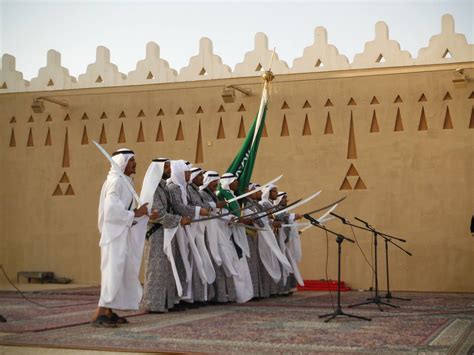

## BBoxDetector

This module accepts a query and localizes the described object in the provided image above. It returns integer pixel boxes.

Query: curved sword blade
[226,175,283,203]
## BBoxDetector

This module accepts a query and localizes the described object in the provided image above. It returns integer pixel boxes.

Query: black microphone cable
[349,226,375,298]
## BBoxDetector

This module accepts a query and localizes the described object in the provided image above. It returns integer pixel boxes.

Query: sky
[0,0,473,80]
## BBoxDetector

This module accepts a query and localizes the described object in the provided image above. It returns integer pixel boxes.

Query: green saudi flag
[226,88,269,196]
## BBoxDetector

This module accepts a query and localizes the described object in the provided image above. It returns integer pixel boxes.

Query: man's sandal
[109,312,129,324]
[91,315,117,328]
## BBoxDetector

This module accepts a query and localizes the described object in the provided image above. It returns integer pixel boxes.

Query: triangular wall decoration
[443,106,453,129]
[302,114,311,136]
[99,124,107,144]
[370,96,379,105]
[196,106,204,114]
[82,113,89,120]
[137,121,145,142]
[175,121,184,141]
[442,49,452,59]
[217,105,225,113]
[9,128,16,147]
[176,107,184,115]
[199,67,207,76]
[339,177,352,190]
[64,184,75,196]
[217,117,225,139]
[195,120,204,164]
[46,114,52,122]
[64,114,71,121]
[137,110,145,117]
[370,110,380,133]
[281,101,289,109]
[81,126,89,145]
[394,95,403,103]
[52,184,63,196]
[324,112,334,134]
[354,177,367,190]
[146,71,154,80]
[443,92,453,100]
[119,110,126,118]
[237,116,246,138]
[96,75,103,83]
[27,128,34,147]
[347,112,357,159]
[280,115,290,136]
[118,122,126,143]
[100,112,107,119]
[346,163,359,176]
[44,127,52,146]
[10,116,16,123]
[157,108,164,116]
[303,100,311,109]
[62,128,70,167]
[394,108,404,132]
[28,115,34,123]
[59,172,70,183]
[255,63,263,71]
[469,107,474,129]
[469,92,474,99]
[238,104,246,112]
[47,78,54,86]
[1,82,7,89]
[325,99,334,107]
[418,106,428,131]
[156,121,164,141]
[347,97,357,106]
[418,93,427,102]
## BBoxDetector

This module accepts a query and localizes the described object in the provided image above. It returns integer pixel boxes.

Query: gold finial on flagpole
[262,47,276,83]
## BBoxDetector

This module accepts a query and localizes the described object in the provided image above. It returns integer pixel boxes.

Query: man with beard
[140,158,191,313]
[199,171,237,303]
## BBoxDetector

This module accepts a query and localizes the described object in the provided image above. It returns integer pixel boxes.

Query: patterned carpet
[0,288,473,354]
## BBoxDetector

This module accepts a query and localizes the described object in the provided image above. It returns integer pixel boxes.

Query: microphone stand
[303,214,371,322]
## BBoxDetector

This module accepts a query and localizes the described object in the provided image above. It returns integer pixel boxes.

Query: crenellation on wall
[77,46,126,88]
[0,54,29,92]
[233,32,289,76]
[29,50,77,91]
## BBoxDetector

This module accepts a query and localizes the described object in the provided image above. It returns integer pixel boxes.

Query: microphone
[303,214,320,225]
[330,212,348,224]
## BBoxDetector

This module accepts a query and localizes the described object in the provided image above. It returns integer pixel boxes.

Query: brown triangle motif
[354,177,367,190]
[347,112,357,159]
[324,112,334,134]
[46,114,52,122]
[418,107,428,131]
[52,184,63,196]
[217,117,225,139]
[443,106,453,129]
[394,95,403,103]
[199,68,207,76]
[217,105,225,113]
[302,114,311,136]
[176,107,184,115]
[195,120,204,164]
[157,108,164,116]
[10,116,16,123]
[9,128,16,147]
[44,128,52,146]
[303,100,311,109]
[62,128,70,167]
[238,104,246,112]
[237,116,246,138]
[27,128,34,147]
[28,115,34,123]
[175,121,184,141]
[137,110,145,117]
[339,177,352,190]
[346,164,359,176]
[96,75,103,83]
[370,96,379,105]
[196,106,204,114]
[82,113,89,120]
[64,114,71,121]
[118,123,126,143]
[59,172,70,183]
[119,110,126,118]
[1,82,7,89]
[347,97,357,106]
[81,126,89,145]
[65,184,75,196]
[443,92,453,101]
[394,108,404,132]
[100,112,107,119]
[146,71,154,80]
[418,93,427,102]
[137,121,145,142]
[280,115,290,136]
[281,101,289,109]
[156,121,164,141]
[370,110,380,133]
[469,107,474,129]
[325,99,334,107]
[469,92,474,99]
[99,124,107,144]
[47,79,54,86]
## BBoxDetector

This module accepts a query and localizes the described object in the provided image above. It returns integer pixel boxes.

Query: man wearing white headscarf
[167,160,210,304]
[92,148,157,327]
[200,171,237,303]
[259,184,293,296]
[217,173,253,303]
[140,158,191,313]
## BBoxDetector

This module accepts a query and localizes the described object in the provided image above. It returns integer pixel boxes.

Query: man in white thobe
[92,148,157,327]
